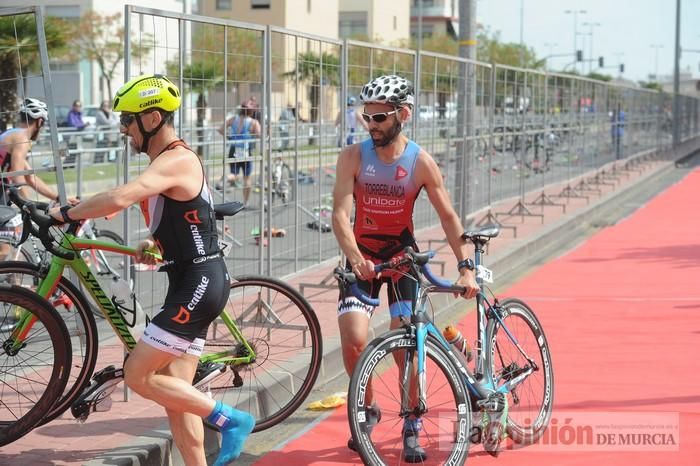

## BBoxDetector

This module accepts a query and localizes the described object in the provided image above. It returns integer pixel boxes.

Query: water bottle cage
[112,295,138,327]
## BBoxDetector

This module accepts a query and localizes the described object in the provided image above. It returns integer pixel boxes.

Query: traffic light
[620,63,625,73]
[576,50,583,62]
[598,56,604,68]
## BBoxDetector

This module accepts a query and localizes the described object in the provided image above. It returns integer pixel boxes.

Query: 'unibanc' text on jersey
[139,140,220,264]
[353,138,422,260]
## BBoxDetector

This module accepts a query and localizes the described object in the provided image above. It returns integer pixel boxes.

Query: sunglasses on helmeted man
[119,113,136,127]
[361,110,397,124]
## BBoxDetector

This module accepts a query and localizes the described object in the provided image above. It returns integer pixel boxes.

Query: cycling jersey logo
[363,215,378,230]
[365,164,376,177]
[395,165,408,180]
[172,306,191,324]
[184,209,202,224]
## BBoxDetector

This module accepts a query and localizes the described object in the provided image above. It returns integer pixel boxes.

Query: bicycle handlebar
[334,247,467,307]
[9,187,76,260]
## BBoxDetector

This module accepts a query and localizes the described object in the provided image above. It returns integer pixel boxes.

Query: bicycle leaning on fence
[336,225,554,465]
[0,186,323,447]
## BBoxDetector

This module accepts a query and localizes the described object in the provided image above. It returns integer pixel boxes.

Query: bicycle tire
[0,261,99,426]
[0,284,72,446]
[201,275,322,433]
[485,297,554,445]
[347,329,471,466]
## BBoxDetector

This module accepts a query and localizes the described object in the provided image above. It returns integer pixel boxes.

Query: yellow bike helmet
[113,74,180,113]
[113,74,181,153]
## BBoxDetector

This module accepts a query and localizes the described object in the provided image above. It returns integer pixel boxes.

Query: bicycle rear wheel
[199,276,322,433]
[347,329,471,466]
[485,297,554,445]
[0,261,99,426]
[0,284,71,446]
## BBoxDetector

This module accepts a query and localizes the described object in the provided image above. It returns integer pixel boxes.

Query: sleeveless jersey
[228,115,252,153]
[139,140,220,264]
[353,138,422,260]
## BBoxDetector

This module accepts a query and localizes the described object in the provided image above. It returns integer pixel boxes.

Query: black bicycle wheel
[200,275,322,433]
[347,329,471,466]
[485,297,554,445]
[0,284,72,446]
[0,261,99,426]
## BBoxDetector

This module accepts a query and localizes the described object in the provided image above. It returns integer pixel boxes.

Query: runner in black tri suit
[332,75,480,462]
[49,74,254,466]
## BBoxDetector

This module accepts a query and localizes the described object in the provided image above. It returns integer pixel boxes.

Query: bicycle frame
[10,233,256,366]
[404,244,537,413]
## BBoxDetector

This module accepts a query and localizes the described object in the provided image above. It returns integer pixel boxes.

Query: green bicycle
[0,187,322,445]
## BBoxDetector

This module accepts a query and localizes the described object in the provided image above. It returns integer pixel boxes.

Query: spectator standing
[67,100,90,130]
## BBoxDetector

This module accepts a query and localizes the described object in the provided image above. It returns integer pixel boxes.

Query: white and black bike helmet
[19,98,49,121]
[359,75,414,107]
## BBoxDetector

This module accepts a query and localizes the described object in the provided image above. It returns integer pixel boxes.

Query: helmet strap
[135,112,168,154]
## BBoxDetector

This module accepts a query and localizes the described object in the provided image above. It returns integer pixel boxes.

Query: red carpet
[254,168,700,465]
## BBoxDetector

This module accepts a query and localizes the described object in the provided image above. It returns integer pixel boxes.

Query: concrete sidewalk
[0,141,697,466]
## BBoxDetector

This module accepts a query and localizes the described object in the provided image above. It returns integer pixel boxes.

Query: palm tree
[283,51,340,122]
[0,13,67,129]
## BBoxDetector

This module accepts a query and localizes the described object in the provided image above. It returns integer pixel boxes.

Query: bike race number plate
[476,265,494,283]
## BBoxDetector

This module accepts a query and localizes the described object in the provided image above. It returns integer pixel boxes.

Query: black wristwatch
[59,205,74,224]
[457,258,475,272]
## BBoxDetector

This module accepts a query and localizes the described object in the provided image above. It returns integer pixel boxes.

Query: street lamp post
[650,44,664,81]
[582,21,601,73]
[564,9,587,73]
[544,42,558,70]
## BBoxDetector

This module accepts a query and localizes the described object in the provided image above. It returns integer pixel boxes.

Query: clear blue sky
[476,0,700,83]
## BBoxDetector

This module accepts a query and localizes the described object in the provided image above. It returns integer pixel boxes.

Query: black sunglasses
[361,110,397,124]
[119,113,137,127]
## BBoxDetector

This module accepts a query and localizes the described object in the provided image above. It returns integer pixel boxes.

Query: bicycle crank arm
[71,365,124,422]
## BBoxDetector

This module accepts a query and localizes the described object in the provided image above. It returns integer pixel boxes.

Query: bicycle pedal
[193,362,226,389]
[71,365,124,420]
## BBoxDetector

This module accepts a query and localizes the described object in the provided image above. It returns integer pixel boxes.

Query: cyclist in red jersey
[332,74,480,462]
[49,74,253,466]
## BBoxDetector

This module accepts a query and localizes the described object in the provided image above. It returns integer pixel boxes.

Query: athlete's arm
[332,145,373,277]
[217,116,233,136]
[417,151,479,298]
[49,148,195,221]
[8,135,59,201]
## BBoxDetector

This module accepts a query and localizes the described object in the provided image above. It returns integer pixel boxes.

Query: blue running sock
[206,400,256,466]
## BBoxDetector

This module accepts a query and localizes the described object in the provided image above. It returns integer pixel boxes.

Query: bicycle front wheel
[201,276,322,433]
[485,297,554,445]
[348,329,471,466]
[0,261,99,426]
[0,284,71,446]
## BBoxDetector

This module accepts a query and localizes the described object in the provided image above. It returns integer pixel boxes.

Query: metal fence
[4,6,700,314]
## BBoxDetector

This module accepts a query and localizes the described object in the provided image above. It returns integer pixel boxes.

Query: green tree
[283,51,340,122]
[68,11,152,100]
[0,13,67,128]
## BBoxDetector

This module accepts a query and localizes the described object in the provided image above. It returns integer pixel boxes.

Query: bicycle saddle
[0,206,17,225]
[214,202,245,220]
[462,224,500,243]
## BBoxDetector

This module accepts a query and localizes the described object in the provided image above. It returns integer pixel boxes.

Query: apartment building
[410,0,459,40]
[338,0,410,45]
[3,0,183,107]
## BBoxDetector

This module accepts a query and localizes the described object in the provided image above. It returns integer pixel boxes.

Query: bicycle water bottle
[109,277,145,329]
[443,325,473,364]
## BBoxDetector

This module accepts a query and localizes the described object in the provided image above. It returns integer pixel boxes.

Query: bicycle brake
[71,365,124,423]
